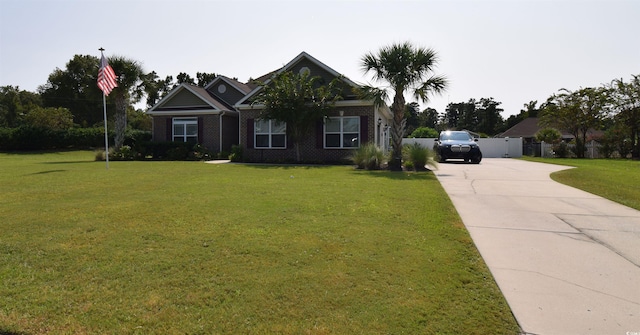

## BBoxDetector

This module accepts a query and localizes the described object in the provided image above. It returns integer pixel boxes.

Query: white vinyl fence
[403,137,523,158]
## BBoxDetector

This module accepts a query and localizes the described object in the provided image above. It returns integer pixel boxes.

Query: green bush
[351,143,384,170]
[189,143,214,160]
[403,142,437,171]
[535,128,561,144]
[0,126,148,151]
[554,141,570,158]
[409,127,439,138]
[65,127,107,148]
[229,145,243,162]
[110,145,137,161]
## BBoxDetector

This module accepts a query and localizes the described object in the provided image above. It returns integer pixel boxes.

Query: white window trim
[324,116,360,149]
[254,119,287,149]
[173,117,198,143]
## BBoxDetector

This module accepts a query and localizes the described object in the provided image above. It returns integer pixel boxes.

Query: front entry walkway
[434,158,640,335]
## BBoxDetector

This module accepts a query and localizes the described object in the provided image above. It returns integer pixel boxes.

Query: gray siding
[163,90,209,107]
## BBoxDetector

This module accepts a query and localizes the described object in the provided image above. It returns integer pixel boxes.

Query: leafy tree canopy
[252,70,343,161]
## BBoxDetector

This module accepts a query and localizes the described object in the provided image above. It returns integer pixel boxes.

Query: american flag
[97,52,117,96]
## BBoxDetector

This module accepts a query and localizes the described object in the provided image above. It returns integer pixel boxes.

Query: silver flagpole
[99,47,110,170]
[103,92,109,170]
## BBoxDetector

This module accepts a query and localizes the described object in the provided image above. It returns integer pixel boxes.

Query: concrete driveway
[434,158,640,335]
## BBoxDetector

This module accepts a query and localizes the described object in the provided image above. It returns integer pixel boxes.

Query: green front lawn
[522,157,640,211]
[0,151,519,334]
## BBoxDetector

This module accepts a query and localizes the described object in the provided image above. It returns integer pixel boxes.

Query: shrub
[229,145,243,162]
[535,128,562,144]
[403,142,437,171]
[94,147,114,161]
[351,143,384,170]
[110,145,137,161]
[554,141,570,158]
[409,127,439,138]
[167,146,190,160]
[189,143,213,160]
[403,160,415,171]
[65,127,106,148]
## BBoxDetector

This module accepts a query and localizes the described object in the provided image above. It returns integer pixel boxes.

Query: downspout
[238,109,242,150]
[219,111,226,153]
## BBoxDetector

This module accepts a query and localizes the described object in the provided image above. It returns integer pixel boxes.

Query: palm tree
[108,56,144,149]
[361,42,448,170]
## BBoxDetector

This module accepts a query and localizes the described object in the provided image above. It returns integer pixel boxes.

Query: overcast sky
[1,0,638,116]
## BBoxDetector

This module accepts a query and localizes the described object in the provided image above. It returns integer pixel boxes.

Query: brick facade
[240,105,376,163]
[152,114,239,153]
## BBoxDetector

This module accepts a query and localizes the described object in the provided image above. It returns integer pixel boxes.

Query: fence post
[541,141,545,158]
[504,137,510,158]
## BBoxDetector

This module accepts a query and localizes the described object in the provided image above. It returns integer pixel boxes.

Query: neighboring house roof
[498,117,603,141]
[147,83,235,115]
[499,117,544,138]
[236,51,360,106]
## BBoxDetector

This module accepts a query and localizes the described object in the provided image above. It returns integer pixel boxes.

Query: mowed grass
[0,151,520,334]
[522,157,640,211]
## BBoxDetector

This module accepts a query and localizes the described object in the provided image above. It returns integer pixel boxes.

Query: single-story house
[498,117,570,143]
[498,117,602,143]
[147,52,392,162]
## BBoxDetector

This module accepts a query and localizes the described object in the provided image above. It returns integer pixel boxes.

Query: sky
[1,0,638,117]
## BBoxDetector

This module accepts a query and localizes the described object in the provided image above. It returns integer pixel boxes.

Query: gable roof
[236,51,360,106]
[146,83,233,115]
[499,117,543,138]
[204,75,253,95]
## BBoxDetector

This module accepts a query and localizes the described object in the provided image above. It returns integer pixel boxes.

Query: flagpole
[99,47,109,170]
[102,92,109,170]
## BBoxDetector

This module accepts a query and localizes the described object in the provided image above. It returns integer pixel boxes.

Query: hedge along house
[146,76,251,153]
[146,52,391,162]
[236,52,392,163]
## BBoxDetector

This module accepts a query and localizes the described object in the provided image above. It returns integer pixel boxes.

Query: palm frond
[354,85,388,108]
[413,74,448,103]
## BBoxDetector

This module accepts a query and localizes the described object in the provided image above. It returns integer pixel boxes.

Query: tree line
[403,76,639,159]
[1,51,638,159]
[0,54,217,150]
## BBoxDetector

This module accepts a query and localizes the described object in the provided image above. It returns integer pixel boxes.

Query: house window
[325,116,360,148]
[173,117,198,143]
[255,119,286,148]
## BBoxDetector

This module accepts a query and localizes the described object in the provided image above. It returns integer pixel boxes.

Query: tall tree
[142,71,174,108]
[39,55,104,126]
[444,100,475,130]
[252,71,343,162]
[609,74,640,158]
[196,72,217,87]
[475,97,504,135]
[0,86,41,127]
[108,56,145,149]
[404,102,421,136]
[503,100,539,132]
[540,87,610,158]
[418,107,439,129]
[175,72,195,86]
[360,42,448,170]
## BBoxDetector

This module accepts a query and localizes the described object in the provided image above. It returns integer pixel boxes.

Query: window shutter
[198,117,204,144]
[286,128,293,149]
[247,118,254,149]
[316,120,324,148]
[166,118,172,141]
[360,116,369,143]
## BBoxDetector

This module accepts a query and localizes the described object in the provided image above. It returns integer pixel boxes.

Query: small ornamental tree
[252,71,343,162]
[535,127,562,144]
